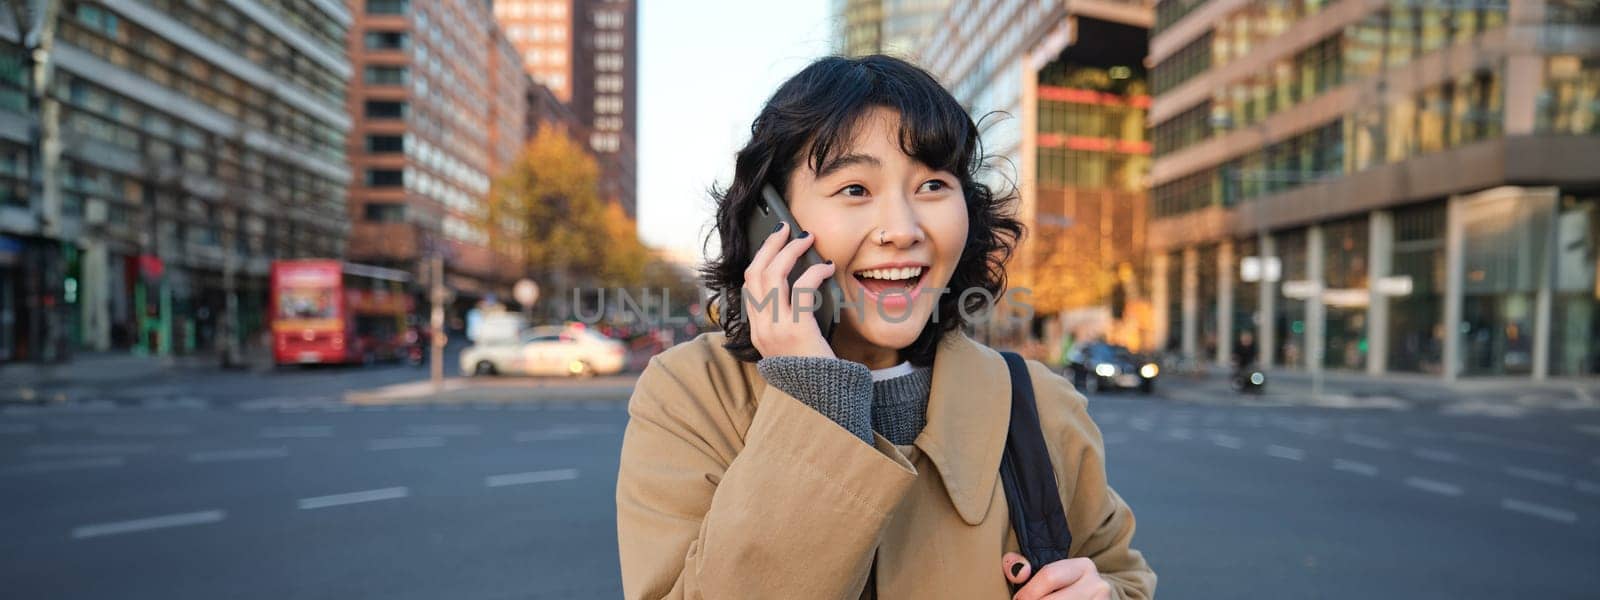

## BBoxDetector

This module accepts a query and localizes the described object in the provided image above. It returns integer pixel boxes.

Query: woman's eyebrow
[816,153,881,179]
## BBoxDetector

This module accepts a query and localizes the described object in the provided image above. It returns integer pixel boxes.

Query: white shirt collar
[869,360,915,382]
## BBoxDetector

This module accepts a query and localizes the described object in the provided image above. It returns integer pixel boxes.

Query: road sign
[514,279,540,307]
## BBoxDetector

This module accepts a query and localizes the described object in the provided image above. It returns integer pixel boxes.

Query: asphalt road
[2,373,1597,599]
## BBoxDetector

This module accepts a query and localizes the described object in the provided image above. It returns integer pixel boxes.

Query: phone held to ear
[743,184,840,341]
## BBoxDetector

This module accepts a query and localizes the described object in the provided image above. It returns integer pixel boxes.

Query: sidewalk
[1156,365,1600,414]
[0,349,272,403]
[343,374,640,405]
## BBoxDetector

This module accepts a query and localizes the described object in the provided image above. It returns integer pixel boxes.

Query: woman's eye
[839,184,868,197]
[918,179,949,193]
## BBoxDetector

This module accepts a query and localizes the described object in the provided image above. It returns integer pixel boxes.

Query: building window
[364,202,407,222]
[366,134,404,153]
[363,66,408,85]
[364,31,409,50]
[364,100,407,119]
[366,169,404,187]
[367,0,410,15]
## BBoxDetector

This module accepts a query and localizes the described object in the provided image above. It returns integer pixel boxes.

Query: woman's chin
[849,318,926,350]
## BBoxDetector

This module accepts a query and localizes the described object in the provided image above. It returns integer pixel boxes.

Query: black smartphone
[743,184,839,341]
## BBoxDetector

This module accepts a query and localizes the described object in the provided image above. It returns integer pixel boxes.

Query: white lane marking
[1210,433,1242,449]
[259,425,332,439]
[1165,428,1193,441]
[1332,458,1379,476]
[0,423,40,434]
[187,448,290,463]
[25,443,152,456]
[92,423,193,436]
[1342,434,1393,451]
[1405,477,1464,497]
[71,510,225,540]
[1504,466,1568,487]
[1414,448,1460,463]
[1267,445,1306,461]
[3,456,126,475]
[1500,498,1578,524]
[1573,479,1600,496]
[368,436,446,451]
[485,468,580,488]
[298,486,409,510]
[404,424,481,437]
[1130,419,1154,432]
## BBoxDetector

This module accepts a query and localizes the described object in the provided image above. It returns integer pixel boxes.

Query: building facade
[494,0,635,218]
[0,0,352,361]
[345,0,528,308]
[916,0,1155,349]
[1147,0,1600,379]
[834,0,954,58]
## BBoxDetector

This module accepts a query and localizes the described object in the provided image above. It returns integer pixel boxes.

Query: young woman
[616,55,1156,600]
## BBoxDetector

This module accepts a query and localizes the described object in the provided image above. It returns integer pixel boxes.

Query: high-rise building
[494,0,636,219]
[834,0,954,58]
[0,0,352,361]
[493,0,573,101]
[346,0,528,309]
[916,0,1156,349]
[1147,0,1600,379]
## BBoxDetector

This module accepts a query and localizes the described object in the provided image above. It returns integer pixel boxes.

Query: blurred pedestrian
[616,55,1155,599]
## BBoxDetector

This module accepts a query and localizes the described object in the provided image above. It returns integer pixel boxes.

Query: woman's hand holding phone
[744,222,838,360]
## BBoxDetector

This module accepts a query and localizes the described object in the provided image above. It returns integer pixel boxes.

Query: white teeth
[854,266,924,280]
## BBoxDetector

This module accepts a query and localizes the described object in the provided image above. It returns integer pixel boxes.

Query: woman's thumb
[1002,552,1031,584]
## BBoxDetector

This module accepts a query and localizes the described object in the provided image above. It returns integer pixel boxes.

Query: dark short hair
[700,54,1024,367]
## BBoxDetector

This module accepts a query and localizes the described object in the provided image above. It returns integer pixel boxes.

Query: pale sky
[636,1,834,267]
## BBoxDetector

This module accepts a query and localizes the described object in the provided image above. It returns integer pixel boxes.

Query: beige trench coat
[615,329,1157,599]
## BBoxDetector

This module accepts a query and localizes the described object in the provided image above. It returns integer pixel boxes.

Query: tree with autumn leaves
[489,126,700,323]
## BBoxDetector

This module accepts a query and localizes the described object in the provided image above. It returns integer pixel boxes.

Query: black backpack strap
[999,351,1073,575]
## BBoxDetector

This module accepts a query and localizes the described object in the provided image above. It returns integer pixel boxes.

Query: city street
[3,369,1598,599]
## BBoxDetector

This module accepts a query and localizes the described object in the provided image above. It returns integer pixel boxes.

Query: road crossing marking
[71,510,225,540]
[188,448,290,463]
[1404,477,1463,497]
[1500,498,1578,524]
[1332,459,1378,476]
[485,468,580,487]
[298,487,409,510]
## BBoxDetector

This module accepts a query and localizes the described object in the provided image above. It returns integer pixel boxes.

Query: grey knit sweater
[756,355,932,445]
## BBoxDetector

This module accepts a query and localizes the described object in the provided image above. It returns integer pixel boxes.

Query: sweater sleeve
[616,355,918,599]
[756,355,874,444]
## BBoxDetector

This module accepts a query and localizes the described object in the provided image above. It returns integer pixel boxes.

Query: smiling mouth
[852,266,926,297]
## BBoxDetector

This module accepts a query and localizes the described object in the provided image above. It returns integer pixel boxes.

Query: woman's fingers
[744,222,791,287]
[764,230,817,299]
[742,224,835,359]
[1002,553,1031,585]
[790,260,837,320]
[1011,558,1104,600]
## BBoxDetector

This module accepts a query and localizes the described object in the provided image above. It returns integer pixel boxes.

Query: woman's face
[786,106,969,352]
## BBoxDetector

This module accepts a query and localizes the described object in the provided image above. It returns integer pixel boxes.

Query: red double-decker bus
[269,260,418,366]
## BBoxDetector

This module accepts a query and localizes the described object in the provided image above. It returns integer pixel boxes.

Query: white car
[460,325,627,377]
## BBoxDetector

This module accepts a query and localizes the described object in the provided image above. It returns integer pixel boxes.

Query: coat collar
[915,328,1010,526]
